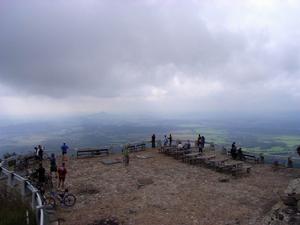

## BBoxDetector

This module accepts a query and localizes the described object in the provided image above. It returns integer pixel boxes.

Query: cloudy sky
[0,0,300,118]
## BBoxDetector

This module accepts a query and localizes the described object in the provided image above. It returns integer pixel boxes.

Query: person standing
[201,136,205,148]
[197,134,201,147]
[151,134,156,148]
[49,153,57,178]
[57,162,67,189]
[198,143,203,153]
[164,135,168,146]
[37,163,46,185]
[123,148,129,166]
[287,157,293,168]
[34,146,39,160]
[169,134,173,146]
[61,143,69,161]
[38,145,44,161]
[231,142,237,160]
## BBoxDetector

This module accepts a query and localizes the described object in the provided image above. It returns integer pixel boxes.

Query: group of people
[163,134,173,146]
[152,133,206,152]
[35,142,69,190]
[34,145,44,161]
[152,133,174,147]
[197,134,206,152]
[230,142,244,160]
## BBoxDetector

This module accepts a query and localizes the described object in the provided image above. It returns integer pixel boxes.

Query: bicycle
[45,189,76,209]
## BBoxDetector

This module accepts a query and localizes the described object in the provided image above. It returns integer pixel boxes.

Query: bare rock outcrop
[263,178,300,225]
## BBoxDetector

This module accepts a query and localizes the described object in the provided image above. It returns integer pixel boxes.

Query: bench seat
[77,148,109,158]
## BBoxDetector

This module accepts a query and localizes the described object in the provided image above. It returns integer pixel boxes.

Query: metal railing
[212,143,300,168]
[0,166,45,225]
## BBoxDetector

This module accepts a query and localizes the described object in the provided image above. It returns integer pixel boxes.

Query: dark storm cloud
[0,0,247,97]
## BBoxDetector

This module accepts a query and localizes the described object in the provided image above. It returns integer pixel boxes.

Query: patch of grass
[274,136,300,148]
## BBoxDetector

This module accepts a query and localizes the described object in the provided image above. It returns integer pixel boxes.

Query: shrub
[0,187,36,225]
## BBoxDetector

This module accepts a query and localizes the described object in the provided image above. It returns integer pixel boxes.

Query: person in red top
[57,162,67,189]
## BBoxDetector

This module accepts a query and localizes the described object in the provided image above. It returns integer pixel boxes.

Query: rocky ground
[52,149,300,225]
[262,178,300,225]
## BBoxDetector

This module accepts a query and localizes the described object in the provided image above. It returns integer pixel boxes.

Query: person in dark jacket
[237,148,245,160]
[37,145,43,161]
[49,153,57,178]
[169,134,173,146]
[199,145,203,153]
[37,163,45,184]
[287,157,293,168]
[151,134,156,148]
[201,136,205,148]
[231,142,237,160]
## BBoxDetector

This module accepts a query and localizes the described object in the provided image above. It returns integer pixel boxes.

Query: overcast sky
[0,0,300,118]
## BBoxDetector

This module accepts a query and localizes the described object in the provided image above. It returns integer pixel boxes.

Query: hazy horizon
[1,113,299,157]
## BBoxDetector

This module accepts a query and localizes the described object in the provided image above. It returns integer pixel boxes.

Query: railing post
[32,191,37,210]
[20,179,27,197]
[7,171,13,187]
[0,167,5,180]
[32,191,41,225]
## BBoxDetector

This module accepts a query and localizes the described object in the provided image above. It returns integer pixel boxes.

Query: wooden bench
[126,143,146,152]
[136,143,146,151]
[232,164,252,176]
[126,145,136,152]
[243,154,259,163]
[182,152,201,163]
[163,146,177,155]
[192,155,216,165]
[216,162,243,173]
[77,148,109,158]
[206,158,229,168]
[175,149,191,160]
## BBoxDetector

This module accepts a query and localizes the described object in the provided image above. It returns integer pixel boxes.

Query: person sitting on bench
[183,140,191,150]
[177,141,183,150]
[237,148,245,160]
[183,141,192,154]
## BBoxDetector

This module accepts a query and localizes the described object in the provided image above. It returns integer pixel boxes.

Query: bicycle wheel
[45,196,56,209]
[63,194,76,207]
